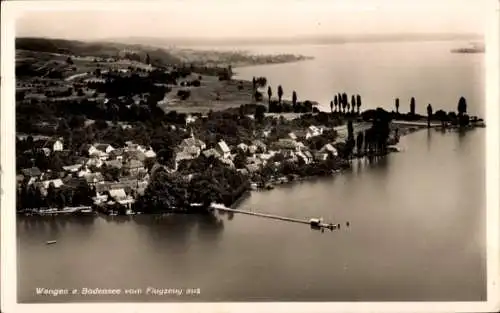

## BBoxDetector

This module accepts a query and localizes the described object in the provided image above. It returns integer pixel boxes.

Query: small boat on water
[451,44,485,54]
[46,240,57,245]
[309,218,323,228]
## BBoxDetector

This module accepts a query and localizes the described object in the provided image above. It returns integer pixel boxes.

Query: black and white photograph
[1,0,499,312]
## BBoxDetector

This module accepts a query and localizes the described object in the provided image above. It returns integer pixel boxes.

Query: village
[16,55,360,217]
[16,39,434,217]
[17,118,351,216]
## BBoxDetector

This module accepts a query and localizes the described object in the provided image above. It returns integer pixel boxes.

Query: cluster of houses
[174,126,339,178]
[17,119,340,212]
[18,138,158,212]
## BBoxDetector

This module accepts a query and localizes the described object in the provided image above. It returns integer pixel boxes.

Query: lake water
[17,41,486,302]
[232,41,485,116]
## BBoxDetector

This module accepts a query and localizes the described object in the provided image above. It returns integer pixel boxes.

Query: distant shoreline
[103,33,483,47]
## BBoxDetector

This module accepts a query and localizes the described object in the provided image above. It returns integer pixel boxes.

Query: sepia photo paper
[1,0,499,312]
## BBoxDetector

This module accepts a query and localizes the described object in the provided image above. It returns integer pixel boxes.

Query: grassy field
[160,73,261,113]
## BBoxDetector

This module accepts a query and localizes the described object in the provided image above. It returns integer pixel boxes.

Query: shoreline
[16,128,416,218]
[17,124,480,218]
[16,44,486,218]
[231,57,313,69]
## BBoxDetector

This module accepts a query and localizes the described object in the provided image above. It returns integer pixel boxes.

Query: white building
[216,140,231,159]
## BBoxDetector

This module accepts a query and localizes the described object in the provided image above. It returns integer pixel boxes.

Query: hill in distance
[16,37,182,66]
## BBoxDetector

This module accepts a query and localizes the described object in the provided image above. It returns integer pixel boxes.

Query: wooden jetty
[209,203,343,230]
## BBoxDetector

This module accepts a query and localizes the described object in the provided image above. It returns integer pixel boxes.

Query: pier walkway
[209,204,343,230]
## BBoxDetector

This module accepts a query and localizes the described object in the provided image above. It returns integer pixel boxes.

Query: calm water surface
[232,41,484,116]
[17,42,486,302]
[18,129,486,302]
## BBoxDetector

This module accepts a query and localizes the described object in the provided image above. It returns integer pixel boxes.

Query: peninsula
[15,37,484,217]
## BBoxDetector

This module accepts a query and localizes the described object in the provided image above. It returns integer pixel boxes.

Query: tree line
[17,179,95,212]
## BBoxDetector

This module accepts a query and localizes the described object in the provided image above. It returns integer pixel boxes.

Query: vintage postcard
[1,0,499,312]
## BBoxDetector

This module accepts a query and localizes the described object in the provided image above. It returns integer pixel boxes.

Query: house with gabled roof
[89,148,109,161]
[125,143,147,153]
[123,159,144,175]
[124,150,146,162]
[184,146,201,158]
[83,172,105,186]
[21,167,42,178]
[320,143,338,157]
[245,163,260,173]
[304,150,314,163]
[257,152,275,164]
[86,156,104,168]
[108,188,135,207]
[273,139,299,151]
[237,168,249,176]
[313,152,328,162]
[179,131,206,151]
[237,143,249,152]
[247,145,257,155]
[305,125,324,139]
[202,148,221,159]
[109,188,128,202]
[77,166,92,178]
[216,140,231,159]
[94,143,115,154]
[34,138,64,153]
[95,182,112,194]
[252,140,267,153]
[39,179,64,189]
[37,147,52,157]
[144,149,157,159]
[246,156,263,167]
[219,158,235,168]
[62,164,83,173]
[185,114,197,125]
[283,150,298,162]
[81,144,97,156]
[173,151,195,171]
[104,159,123,169]
[296,141,306,151]
[296,151,311,164]
[34,178,64,196]
[108,148,125,161]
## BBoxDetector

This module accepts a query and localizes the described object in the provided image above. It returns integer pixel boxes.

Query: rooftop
[217,140,230,153]
[124,159,144,169]
[21,167,42,177]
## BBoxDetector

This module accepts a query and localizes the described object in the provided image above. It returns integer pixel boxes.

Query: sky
[14,0,488,40]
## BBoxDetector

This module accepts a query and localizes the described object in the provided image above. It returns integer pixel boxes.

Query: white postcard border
[1,1,499,313]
